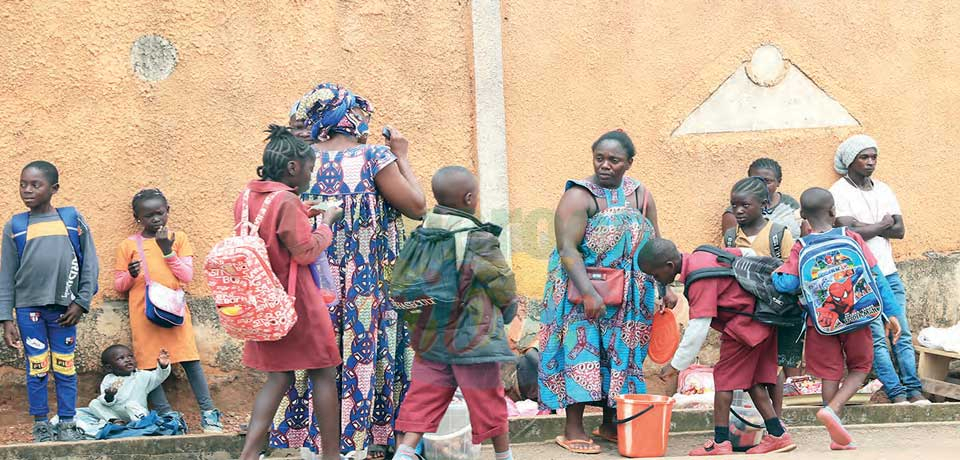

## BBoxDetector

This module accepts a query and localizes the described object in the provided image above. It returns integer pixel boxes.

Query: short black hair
[800,187,835,216]
[731,176,769,204]
[592,130,635,160]
[23,161,59,185]
[747,158,782,181]
[132,188,168,217]
[258,125,316,181]
[637,238,680,268]
[101,344,131,366]
[431,166,477,207]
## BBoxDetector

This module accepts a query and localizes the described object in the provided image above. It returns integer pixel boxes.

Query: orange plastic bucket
[615,394,675,458]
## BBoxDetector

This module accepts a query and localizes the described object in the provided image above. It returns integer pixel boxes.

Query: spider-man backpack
[798,227,883,335]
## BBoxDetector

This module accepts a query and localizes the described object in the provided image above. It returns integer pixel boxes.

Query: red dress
[233,180,342,371]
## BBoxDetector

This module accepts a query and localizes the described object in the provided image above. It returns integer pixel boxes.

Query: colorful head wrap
[290,83,374,141]
[834,134,878,175]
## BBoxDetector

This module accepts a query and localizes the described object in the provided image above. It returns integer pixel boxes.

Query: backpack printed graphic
[798,227,882,335]
[204,190,298,342]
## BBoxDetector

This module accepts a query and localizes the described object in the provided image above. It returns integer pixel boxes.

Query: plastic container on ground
[614,394,675,458]
[729,390,764,451]
[421,394,482,460]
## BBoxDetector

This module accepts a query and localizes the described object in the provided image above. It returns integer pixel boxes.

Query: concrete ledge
[2,403,958,458]
[507,402,960,443]
[0,433,242,460]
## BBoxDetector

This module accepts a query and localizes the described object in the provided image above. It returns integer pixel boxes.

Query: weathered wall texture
[2,0,960,389]
[0,0,476,298]
[500,1,960,305]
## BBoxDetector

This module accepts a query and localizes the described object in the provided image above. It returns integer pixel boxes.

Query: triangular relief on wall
[673,45,859,136]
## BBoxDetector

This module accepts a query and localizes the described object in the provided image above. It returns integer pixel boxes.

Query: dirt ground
[507,422,960,459]
[0,368,262,444]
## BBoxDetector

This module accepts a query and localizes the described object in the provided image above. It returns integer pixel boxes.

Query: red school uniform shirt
[679,249,773,346]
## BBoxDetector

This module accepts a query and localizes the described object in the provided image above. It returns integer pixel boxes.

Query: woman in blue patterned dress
[539,130,675,455]
[271,83,427,459]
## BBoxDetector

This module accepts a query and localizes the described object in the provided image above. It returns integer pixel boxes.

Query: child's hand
[128,260,142,278]
[104,386,118,402]
[886,316,902,344]
[658,364,679,382]
[156,226,176,256]
[2,321,21,349]
[157,348,170,367]
[58,303,84,327]
[321,206,344,226]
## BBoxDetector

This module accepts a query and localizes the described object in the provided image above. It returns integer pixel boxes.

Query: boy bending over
[640,239,795,456]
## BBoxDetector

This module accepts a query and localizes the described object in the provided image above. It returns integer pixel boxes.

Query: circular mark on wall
[130,35,178,82]
[746,44,788,87]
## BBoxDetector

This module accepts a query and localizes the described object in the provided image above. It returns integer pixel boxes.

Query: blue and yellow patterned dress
[270,144,413,457]
[538,178,655,409]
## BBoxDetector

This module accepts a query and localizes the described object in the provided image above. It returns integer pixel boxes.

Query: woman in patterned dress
[539,130,675,455]
[271,83,427,459]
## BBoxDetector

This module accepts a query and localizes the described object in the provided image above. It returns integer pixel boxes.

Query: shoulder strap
[237,190,284,237]
[10,212,29,260]
[640,187,650,217]
[694,245,737,265]
[56,207,83,263]
[722,227,737,248]
[683,267,735,297]
[768,222,786,259]
[134,236,151,284]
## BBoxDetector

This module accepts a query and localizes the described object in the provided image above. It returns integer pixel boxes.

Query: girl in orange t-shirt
[114,188,222,432]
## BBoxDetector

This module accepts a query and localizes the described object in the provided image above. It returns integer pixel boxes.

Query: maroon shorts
[395,358,508,444]
[804,325,873,381]
[713,331,778,391]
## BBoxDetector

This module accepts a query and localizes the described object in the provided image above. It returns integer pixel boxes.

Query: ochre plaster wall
[2,0,959,375]
[0,0,476,303]
[501,1,960,297]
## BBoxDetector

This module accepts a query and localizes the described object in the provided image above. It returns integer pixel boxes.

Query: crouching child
[639,238,796,456]
[393,166,518,460]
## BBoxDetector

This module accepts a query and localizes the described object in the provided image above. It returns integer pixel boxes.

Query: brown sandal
[555,436,602,454]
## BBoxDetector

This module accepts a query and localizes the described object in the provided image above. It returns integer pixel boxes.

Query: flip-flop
[591,428,618,443]
[817,407,853,446]
[555,436,602,454]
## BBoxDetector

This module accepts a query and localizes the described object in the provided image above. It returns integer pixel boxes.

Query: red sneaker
[746,433,797,454]
[688,440,734,456]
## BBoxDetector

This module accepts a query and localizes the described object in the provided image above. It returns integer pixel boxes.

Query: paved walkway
[506,422,960,459]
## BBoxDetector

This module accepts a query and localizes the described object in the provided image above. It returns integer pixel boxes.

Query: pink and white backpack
[205,189,298,341]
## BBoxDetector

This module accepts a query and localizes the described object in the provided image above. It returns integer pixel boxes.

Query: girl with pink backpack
[220,126,343,460]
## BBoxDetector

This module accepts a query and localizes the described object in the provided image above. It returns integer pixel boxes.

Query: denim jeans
[16,306,77,418]
[869,273,923,400]
[147,360,216,413]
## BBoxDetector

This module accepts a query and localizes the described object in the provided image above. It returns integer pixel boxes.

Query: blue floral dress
[270,144,413,457]
[538,178,655,409]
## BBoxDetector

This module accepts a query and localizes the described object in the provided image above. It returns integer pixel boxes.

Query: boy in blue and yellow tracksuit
[0,161,99,442]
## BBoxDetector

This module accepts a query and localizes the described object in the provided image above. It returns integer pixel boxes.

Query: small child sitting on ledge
[73,345,172,437]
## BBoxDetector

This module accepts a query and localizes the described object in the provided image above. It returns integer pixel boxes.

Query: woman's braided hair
[258,125,315,181]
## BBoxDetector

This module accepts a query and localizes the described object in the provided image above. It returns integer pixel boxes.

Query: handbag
[566,186,650,308]
[567,267,626,306]
[136,236,186,328]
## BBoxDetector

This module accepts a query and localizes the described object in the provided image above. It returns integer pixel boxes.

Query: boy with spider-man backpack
[773,187,901,450]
